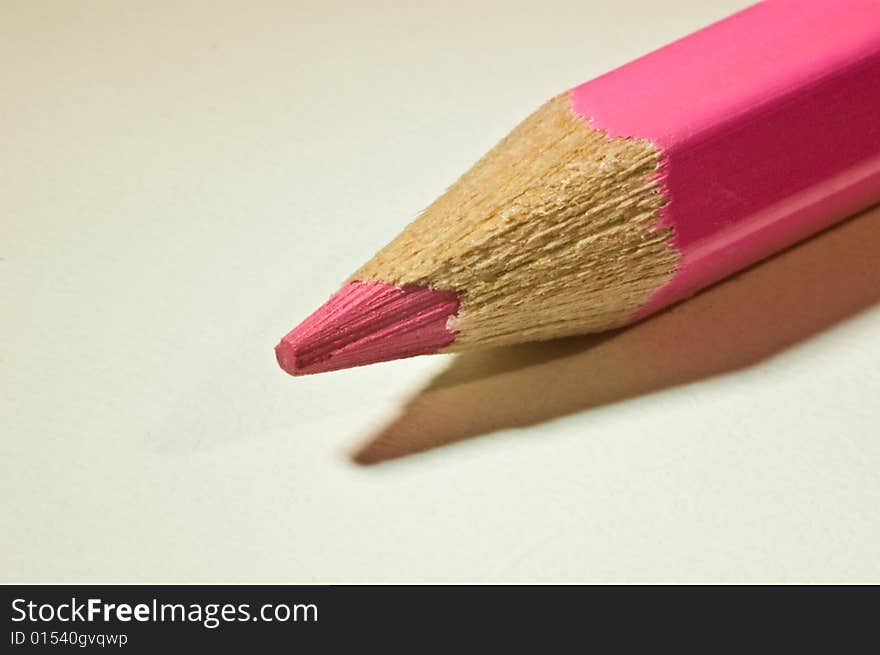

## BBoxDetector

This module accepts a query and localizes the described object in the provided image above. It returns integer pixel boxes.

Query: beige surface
[3,0,879,583]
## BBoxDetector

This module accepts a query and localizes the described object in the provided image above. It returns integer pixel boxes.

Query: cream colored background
[3,0,879,583]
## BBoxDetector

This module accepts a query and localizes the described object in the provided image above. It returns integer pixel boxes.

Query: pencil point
[275,281,460,375]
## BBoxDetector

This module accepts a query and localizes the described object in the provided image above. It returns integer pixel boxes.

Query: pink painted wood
[571,0,880,318]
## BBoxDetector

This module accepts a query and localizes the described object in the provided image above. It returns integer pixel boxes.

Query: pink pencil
[277,0,880,376]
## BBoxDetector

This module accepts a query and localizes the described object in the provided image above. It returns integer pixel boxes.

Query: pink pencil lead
[275,281,460,375]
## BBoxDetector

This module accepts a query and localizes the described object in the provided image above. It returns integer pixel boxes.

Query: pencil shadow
[352,204,880,465]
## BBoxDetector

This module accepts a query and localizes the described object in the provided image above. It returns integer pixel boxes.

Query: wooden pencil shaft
[276,0,880,376]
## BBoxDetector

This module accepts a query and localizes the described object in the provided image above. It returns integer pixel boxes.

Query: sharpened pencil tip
[275,281,460,375]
